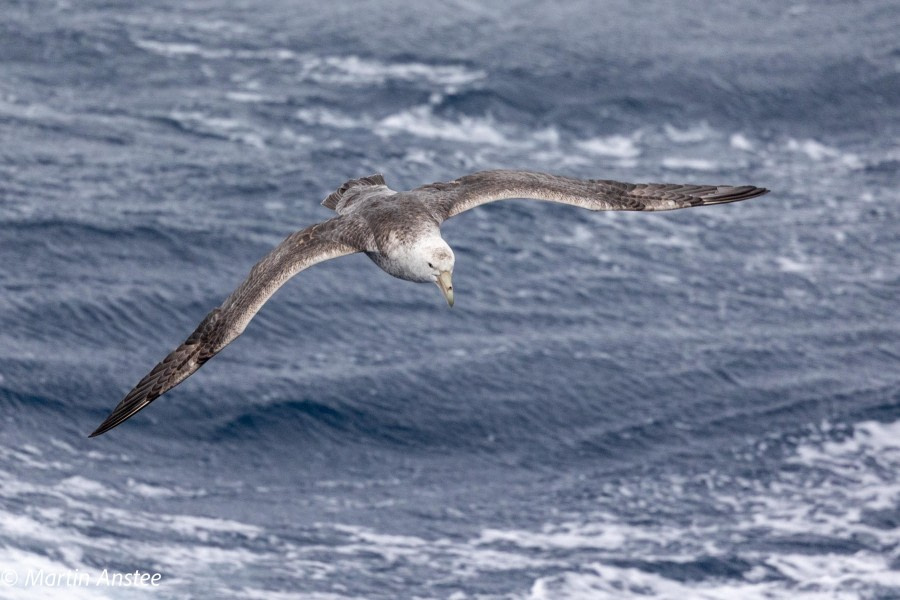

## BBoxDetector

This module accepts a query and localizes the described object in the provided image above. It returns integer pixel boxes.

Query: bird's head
[420,238,455,307]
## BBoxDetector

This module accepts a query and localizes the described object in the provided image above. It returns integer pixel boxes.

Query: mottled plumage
[90,169,768,437]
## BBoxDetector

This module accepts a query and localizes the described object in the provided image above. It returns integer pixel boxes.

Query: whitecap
[125,479,179,499]
[661,157,718,171]
[134,39,232,59]
[168,111,266,149]
[575,134,641,158]
[786,138,862,169]
[161,514,263,540]
[302,55,485,89]
[295,107,368,130]
[238,590,360,600]
[225,91,270,103]
[729,133,754,151]
[775,255,819,274]
[664,122,716,143]
[376,106,509,146]
[478,523,626,550]
[0,547,113,600]
[136,39,484,90]
[527,561,873,600]
[56,476,116,499]
[541,224,595,247]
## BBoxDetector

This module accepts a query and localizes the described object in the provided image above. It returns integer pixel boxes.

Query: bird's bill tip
[436,271,454,307]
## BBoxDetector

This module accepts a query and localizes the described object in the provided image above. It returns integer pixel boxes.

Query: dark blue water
[2,1,899,598]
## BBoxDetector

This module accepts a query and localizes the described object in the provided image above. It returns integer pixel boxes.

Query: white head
[413,236,455,306]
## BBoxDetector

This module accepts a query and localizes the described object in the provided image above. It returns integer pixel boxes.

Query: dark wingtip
[88,388,160,438]
[88,414,120,438]
[88,391,160,438]
[89,307,220,439]
[704,185,770,205]
[736,185,769,200]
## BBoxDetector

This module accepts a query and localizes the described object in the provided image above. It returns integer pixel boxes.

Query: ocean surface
[1,1,899,598]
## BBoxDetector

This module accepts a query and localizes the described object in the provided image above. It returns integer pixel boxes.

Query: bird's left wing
[89,219,359,437]
[416,169,768,221]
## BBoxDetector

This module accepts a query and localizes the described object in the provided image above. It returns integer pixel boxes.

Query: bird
[89,169,768,437]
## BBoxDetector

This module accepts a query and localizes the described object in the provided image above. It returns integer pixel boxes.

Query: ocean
[1,0,898,598]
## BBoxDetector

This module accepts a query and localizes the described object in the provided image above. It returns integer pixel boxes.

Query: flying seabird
[89,169,768,437]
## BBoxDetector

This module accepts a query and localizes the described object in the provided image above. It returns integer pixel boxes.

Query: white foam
[295,100,644,168]
[225,91,270,103]
[662,157,718,171]
[541,224,595,247]
[127,482,174,499]
[302,55,485,88]
[56,476,117,499]
[853,420,900,451]
[1,512,67,541]
[0,444,68,470]
[526,561,873,600]
[135,40,484,90]
[295,107,367,130]
[134,39,233,59]
[788,419,900,513]
[377,105,509,146]
[664,122,715,143]
[473,419,900,598]
[401,148,439,166]
[21,444,41,456]
[478,522,626,550]
[729,133,754,151]
[775,256,816,274]
[169,111,266,149]
[0,547,120,600]
[162,515,263,539]
[576,135,641,158]
[330,523,551,573]
[787,138,862,169]
[136,38,294,61]
[125,478,207,499]
[239,590,360,600]
[766,553,900,590]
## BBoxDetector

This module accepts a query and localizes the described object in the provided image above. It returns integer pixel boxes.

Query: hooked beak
[436,271,454,307]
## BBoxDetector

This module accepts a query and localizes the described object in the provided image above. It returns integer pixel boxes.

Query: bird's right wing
[90,219,359,437]
[416,169,768,221]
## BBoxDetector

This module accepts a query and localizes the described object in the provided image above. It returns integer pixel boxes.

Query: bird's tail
[322,174,387,213]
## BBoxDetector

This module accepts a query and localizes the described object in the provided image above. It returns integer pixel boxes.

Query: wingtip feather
[88,414,119,438]
[88,402,144,437]
[703,185,770,205]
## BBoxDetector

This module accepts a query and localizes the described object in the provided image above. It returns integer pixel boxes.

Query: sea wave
[134,39,484,89]
[2,1,898,598]
[3,418,895,598]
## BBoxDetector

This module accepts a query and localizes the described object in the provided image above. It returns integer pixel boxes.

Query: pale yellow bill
[436,271,454,307]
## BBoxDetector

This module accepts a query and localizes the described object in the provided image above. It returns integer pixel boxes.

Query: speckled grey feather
[90,169,768,437]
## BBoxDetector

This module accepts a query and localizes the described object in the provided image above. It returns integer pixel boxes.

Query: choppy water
[1,1,899,598]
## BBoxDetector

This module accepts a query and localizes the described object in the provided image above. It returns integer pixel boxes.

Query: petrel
[90,169,767,437]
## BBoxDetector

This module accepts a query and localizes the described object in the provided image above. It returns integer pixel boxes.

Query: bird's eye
[428,262,434,268]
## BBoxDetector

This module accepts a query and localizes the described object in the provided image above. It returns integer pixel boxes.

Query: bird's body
[358,199,449,283]
[90,169,768,437]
